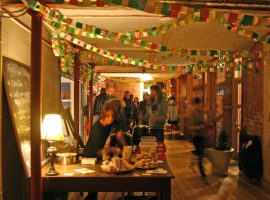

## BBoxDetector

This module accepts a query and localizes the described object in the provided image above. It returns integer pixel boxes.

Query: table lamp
[41,114,65,176]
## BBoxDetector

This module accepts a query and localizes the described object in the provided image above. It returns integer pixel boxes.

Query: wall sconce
[41,114,65,176]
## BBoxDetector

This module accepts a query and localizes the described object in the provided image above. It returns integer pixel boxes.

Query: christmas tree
[215,129,231,150]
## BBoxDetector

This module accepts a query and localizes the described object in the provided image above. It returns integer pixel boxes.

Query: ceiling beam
[159,0,270,11]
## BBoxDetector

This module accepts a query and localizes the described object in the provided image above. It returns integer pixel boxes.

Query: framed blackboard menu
[3,57,31,177]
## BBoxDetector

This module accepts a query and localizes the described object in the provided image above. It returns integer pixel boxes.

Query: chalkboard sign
[3,57,31,177]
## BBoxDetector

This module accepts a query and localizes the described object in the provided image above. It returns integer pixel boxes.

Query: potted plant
[206,129,234,176]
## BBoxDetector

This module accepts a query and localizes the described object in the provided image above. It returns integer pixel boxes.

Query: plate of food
[101,157,134,174]
[133,153,159,170]
[134,162,158,170]
[131,153,152,163]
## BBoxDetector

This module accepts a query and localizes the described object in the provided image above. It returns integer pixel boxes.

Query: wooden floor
[68,139,270,200]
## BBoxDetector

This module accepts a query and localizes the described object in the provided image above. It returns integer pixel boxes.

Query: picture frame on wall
[61,82,71,100]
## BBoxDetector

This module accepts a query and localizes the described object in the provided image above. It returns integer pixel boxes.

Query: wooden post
[74,54,80,146]
[30,10,42,200]
[88,63,95,129]
[0,13,3,200]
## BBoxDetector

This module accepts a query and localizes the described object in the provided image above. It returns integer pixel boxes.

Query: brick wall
[105,79,141,99]
[242,64,263,135]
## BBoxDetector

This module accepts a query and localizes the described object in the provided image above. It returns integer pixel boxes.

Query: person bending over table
[83,102,127,200]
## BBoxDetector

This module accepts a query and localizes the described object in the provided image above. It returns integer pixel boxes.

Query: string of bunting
[52,29,261,74]
[219,18,270,45]
[56,30,191,71]
[48,16,256,63]
[62,42,261,75]
[28,0,184,40]
[27,0,270,27]
[44,10,270,60]
[48,17,269,72]
[80,51,120,66]
[46,17,190,55]
[105,0,270,27]
[52,33,98,79]
[28,0,270,45]
[27,0,270,65]
[51,32,75,74]
[27,0,266,75]
[54,28,264,74]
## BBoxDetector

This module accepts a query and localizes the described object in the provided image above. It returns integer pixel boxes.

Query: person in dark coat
[138,93,150,125]
[92,88,107,124]
[123,91,132,131]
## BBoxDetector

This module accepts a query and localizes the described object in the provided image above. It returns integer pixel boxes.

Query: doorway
[232,71,242,159]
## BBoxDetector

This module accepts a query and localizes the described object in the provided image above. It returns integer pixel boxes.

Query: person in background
[129,94,135,126]
[93,88,108,125]
[133,97,140,125]
[123,91,132,131]
[188,97,207,182]
[143,85,168,141]
[138,93,150,125]
[134,97,139,107]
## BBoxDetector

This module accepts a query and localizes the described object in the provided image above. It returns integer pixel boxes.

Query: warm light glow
[139,74,153,81]
[101,73,153,81]
[41,114,65,141]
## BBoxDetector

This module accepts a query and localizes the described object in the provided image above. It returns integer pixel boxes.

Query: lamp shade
[41,114,65,141]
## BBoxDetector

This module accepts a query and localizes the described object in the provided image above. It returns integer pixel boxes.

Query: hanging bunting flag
[209,10,216,21]
[161,3,171,16]
[193,7,201,22]
[200,8,209,22]
[170,4,180,18]
[240,15,254,26]
[228,12,238,24]
[96,0,105,7]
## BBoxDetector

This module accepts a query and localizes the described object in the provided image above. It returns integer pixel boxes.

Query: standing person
[188,97,207,181]
[133,97,140,107]
[133,97,140,125]
[123,91,132,131]
[93,88,107,125]
[143,85,168,141]
[138,93,150,125]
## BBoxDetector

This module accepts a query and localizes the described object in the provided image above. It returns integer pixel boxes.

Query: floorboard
[67,139,270,200]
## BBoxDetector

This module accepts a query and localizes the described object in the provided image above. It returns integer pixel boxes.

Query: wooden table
[42,161,174,200]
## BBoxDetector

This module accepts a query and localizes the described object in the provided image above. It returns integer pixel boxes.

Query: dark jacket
[93,93,107,115]
[123,97,132,120]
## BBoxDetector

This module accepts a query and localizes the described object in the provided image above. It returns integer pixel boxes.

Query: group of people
[83,84,168,200]
[92,85,169,133]
[85,84,168,158]
[83,85,211,198]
